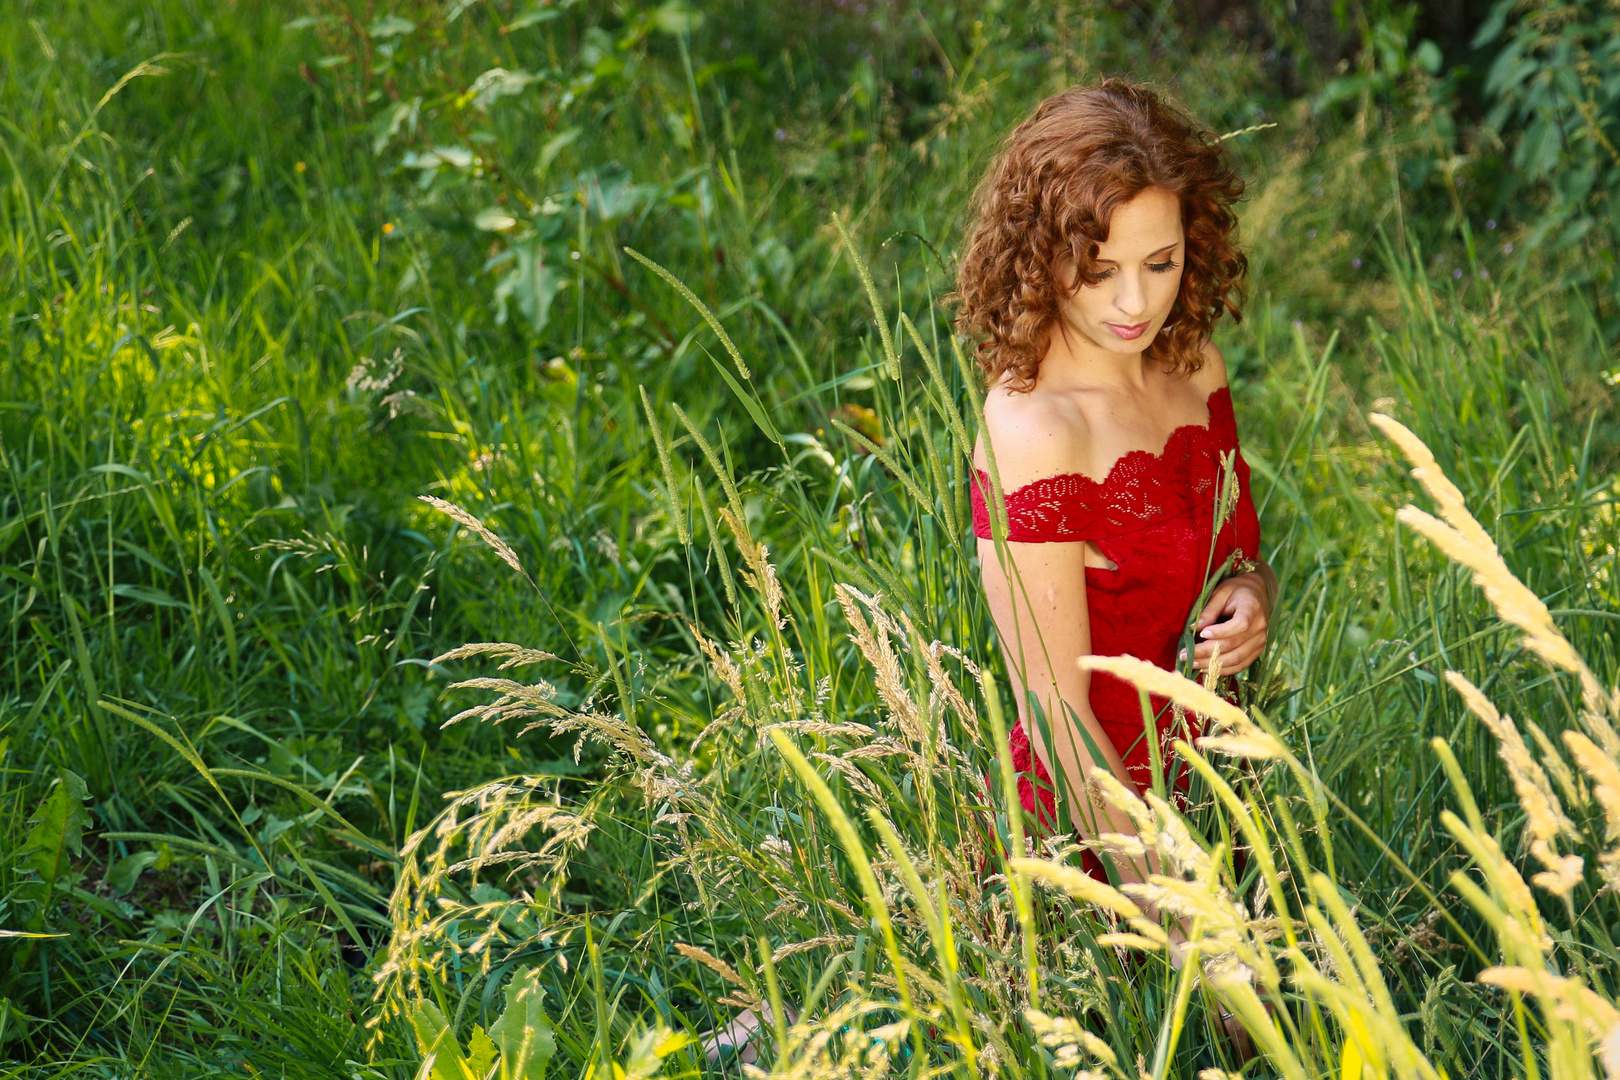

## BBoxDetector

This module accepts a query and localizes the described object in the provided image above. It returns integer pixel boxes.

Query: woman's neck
[1037,325,1155,394]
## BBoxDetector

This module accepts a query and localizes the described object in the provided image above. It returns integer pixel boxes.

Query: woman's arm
[974,390,1148,842]
[978,535,1175,901]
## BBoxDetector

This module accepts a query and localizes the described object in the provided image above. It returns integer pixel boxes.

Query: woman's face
[1055,186,1185,358]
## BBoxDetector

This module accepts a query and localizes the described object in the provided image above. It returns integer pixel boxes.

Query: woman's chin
[1088,330,1157,355]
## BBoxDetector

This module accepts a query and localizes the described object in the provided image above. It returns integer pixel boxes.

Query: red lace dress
[970,386,1262,832]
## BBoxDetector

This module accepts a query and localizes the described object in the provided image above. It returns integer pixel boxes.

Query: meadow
[1,1,1617,1077]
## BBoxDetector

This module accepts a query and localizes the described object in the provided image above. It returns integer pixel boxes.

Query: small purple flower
[774,128,786,141]
[1504,243,1514,254]
[1352,257,1362,269]
[1453,268,1463,279]
[911,67,922,79]
[1307,228,1317,239]
[1486,219,1496,230]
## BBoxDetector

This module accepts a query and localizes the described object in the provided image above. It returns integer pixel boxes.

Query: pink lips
[1105,320,1151,340]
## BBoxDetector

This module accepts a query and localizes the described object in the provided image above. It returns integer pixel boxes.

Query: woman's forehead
[1095,190,1183,258]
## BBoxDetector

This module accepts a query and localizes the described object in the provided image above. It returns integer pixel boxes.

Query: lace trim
[972,387,1242,543]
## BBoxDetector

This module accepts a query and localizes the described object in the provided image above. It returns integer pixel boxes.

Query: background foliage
[0,0,1615,1076]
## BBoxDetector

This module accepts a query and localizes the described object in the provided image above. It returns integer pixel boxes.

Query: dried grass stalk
[673,942,746,987]
[1076,655,1247,729]
[432,642,559,669]
[719,506,786,629]
[834,584,926,745]
[1370,414,1607,716]
[418,496,534,588]
[1009,857,1143,920]
[1564,730,1620,843]
[1444,670,1583,895]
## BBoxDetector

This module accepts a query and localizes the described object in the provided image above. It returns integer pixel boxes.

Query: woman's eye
[1148,260,1181,273]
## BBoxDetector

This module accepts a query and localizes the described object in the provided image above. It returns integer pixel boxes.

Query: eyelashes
[1090,260,1181,281]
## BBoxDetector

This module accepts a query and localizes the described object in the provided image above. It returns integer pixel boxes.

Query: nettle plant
[288,0,728,340]
[1477,0,1620,251]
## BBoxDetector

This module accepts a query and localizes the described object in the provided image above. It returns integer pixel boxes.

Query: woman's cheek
[1158,275,1183,319]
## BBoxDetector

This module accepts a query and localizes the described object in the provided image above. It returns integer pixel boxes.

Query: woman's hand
[1181,565,1275,674]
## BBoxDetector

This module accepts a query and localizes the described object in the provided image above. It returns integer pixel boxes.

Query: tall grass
[379,233,1617,1077]
[0,0,1614,1076]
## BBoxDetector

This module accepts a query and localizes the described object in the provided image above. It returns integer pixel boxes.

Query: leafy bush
[1477,0,1620,252]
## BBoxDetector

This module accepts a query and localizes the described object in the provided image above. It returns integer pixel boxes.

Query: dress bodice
[970,385,1263,803]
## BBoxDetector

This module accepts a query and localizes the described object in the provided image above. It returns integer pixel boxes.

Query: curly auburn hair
[953,79,1247,391]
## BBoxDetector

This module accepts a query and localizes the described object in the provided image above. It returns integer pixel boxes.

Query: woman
[705,78,1274,1064]
[958,80,1276,890]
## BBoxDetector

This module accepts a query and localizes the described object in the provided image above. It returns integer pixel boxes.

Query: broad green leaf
[467,1026,498,1080]
[104,850,159,895]
[22,772,92,886]
[535,128,580,180]
[506,8,563,32]
[409,999,475,1080]
[708,355,783,447]
[369,15,415,38]
[488,969,555,1080]
[474,208,520,233]
[492,241,563,332]
[622,1026,691,1080]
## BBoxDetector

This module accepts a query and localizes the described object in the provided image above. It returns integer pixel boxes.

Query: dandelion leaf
[467,1026,498,1080]
[22,771,91,886]
[408,998,477,1080]
[489,968,555,1080]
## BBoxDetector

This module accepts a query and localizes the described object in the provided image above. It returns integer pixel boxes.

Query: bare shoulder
[973,381,1091,490]
[1189,339,1230,397]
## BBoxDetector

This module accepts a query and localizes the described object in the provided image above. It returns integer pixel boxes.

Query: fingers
[1195,582,1237,631]
[1210,641,1262,673]
[1179,640,1261,673]
[1200,610,1251,639]
[1186,580,1271,673]
[1180,623,1267,672]
[1198,575,1273,632]
[1182,642,1260,673]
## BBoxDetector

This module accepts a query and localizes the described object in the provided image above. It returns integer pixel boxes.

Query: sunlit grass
[0,1,1614,1077]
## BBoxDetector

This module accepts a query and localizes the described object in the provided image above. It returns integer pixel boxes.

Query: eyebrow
[1093,241,1181,265]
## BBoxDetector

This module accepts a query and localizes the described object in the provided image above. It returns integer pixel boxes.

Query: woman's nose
[1113,274,1146,317]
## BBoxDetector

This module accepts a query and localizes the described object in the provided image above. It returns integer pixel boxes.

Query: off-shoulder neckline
[974,385,1233,499]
